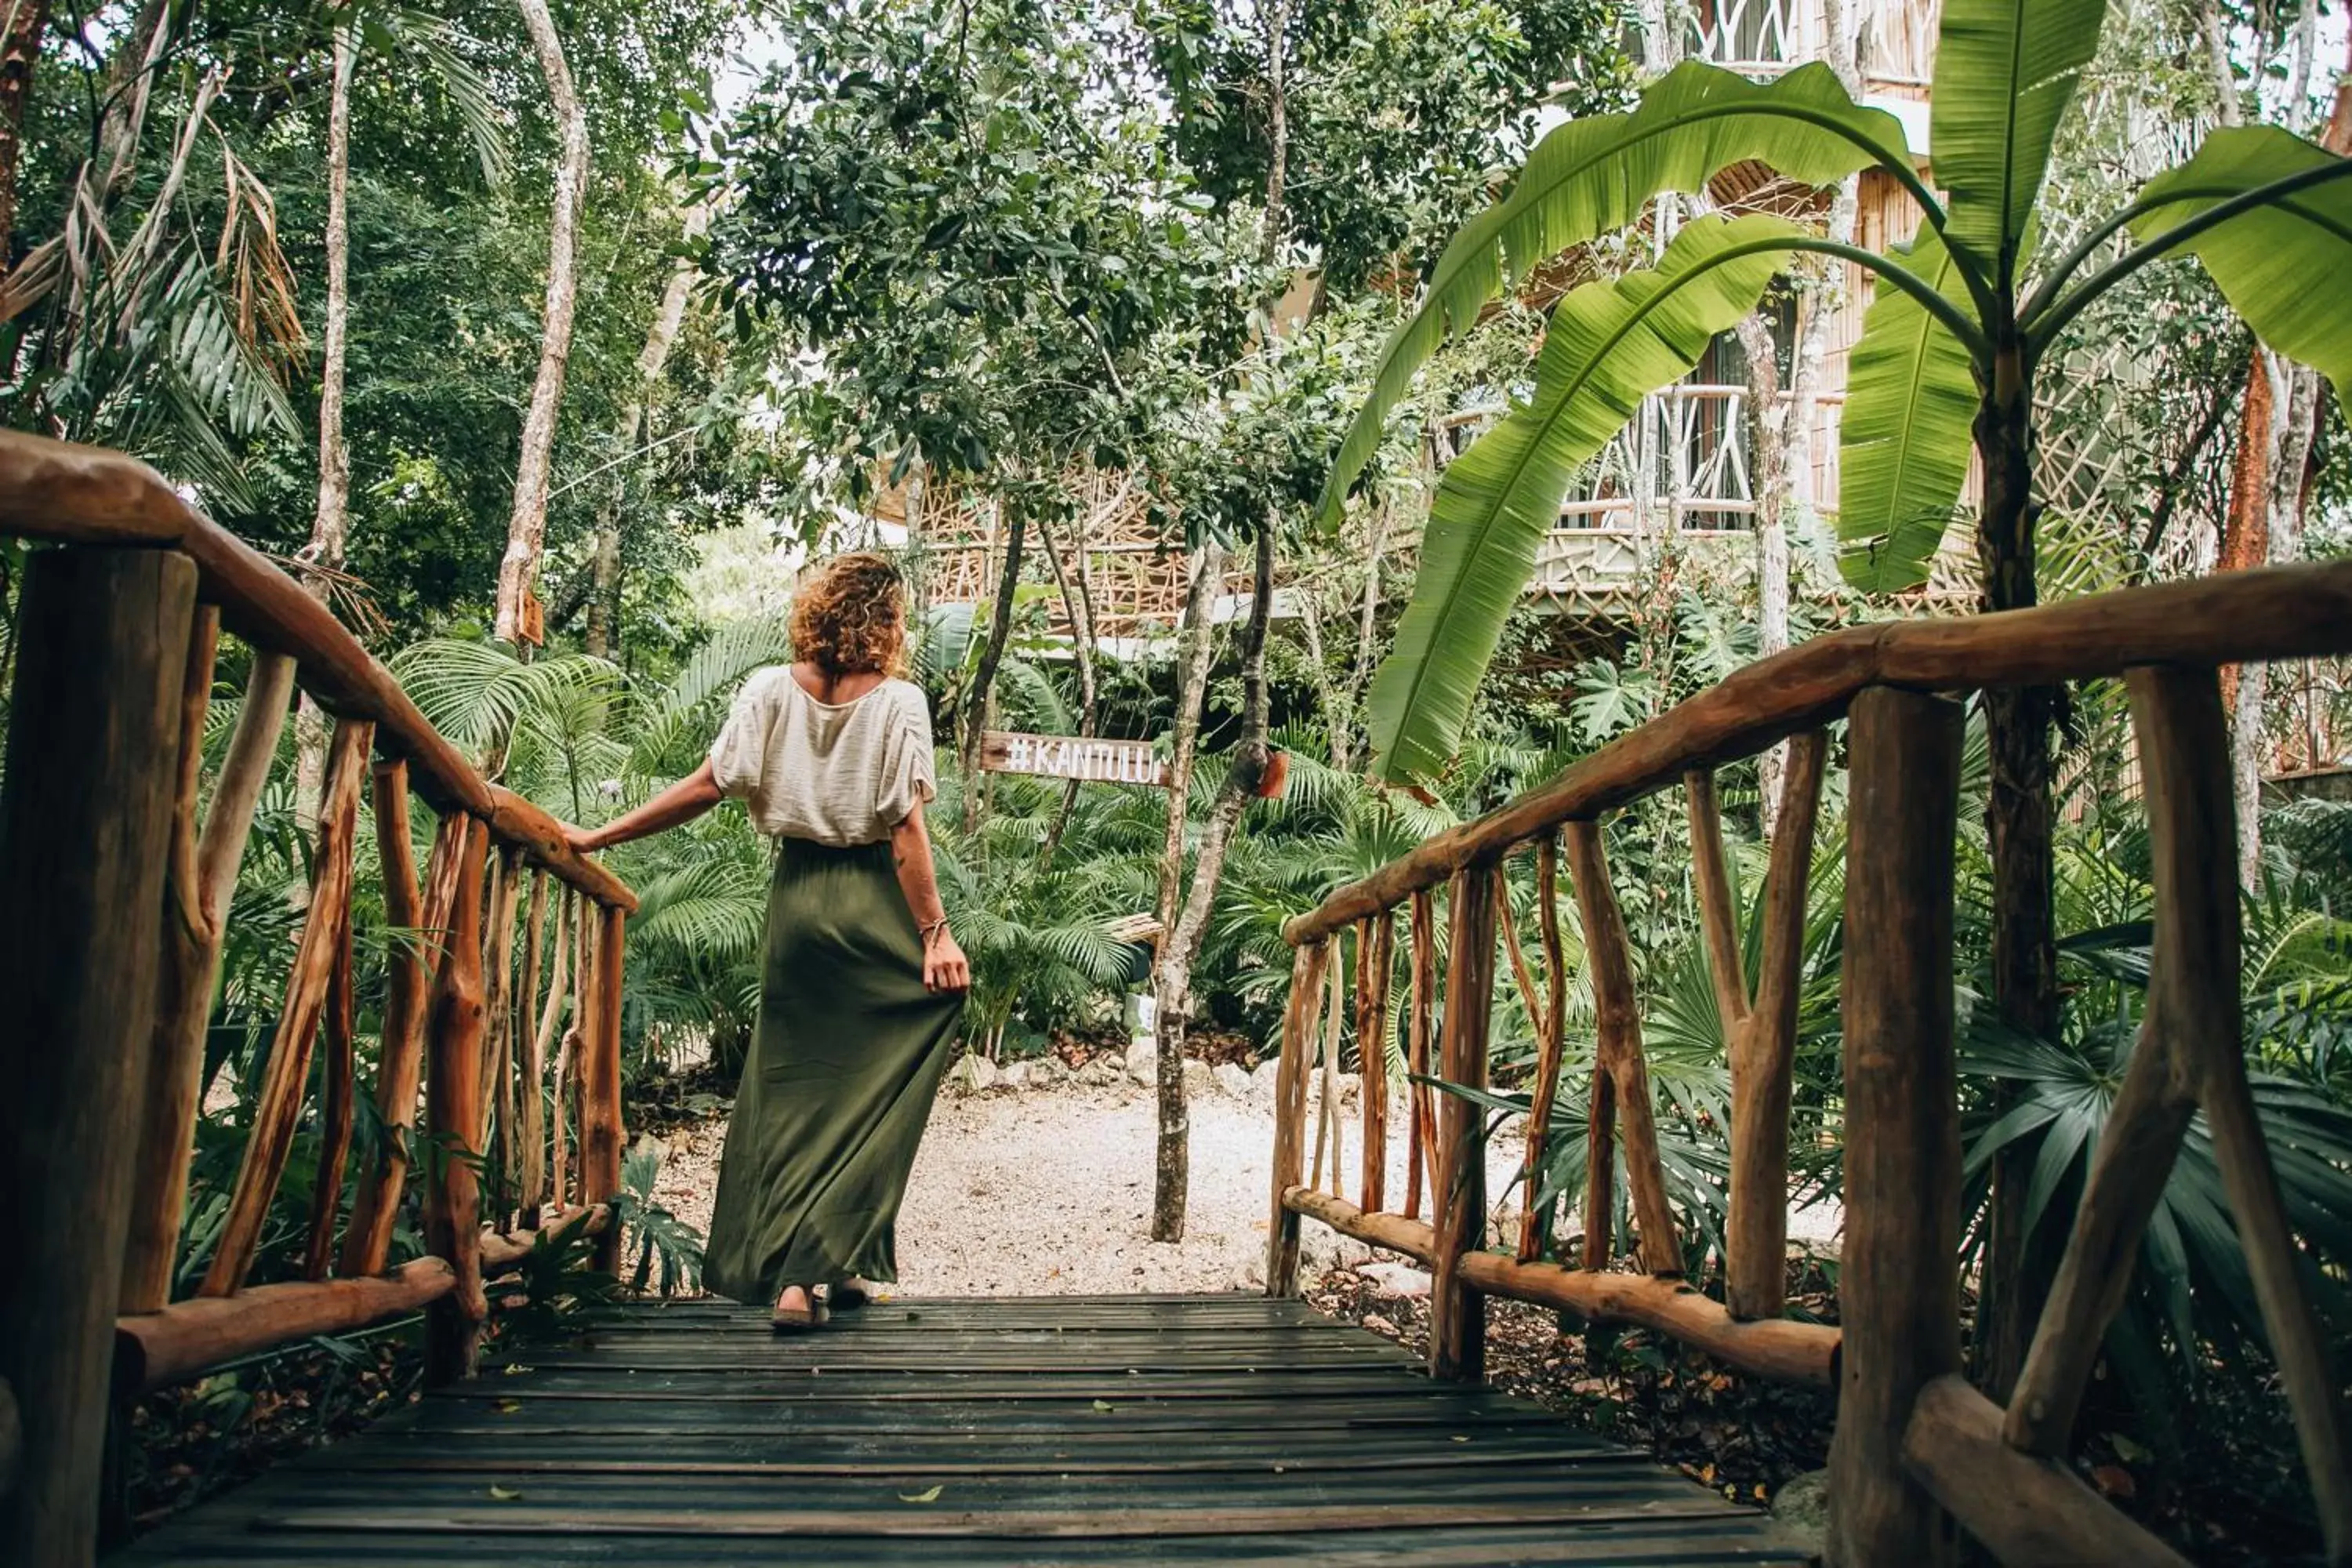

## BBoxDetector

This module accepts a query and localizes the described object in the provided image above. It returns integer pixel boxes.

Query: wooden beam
[300,896,358,1281]
[1284,1189,1838,1385]
[339,792,456,1279]
[1726,729,1827,1321]
[122,644,294,1313]
[2129,668,2352,1557]
[480,847,524,1190]
[1403,890,1436,1225]
[1685,768,1750,1033]
[199,717,375,1298]
[2005,671,2224,1454]
[1281,556,2352,944]
[423,817,490,1384]
[1265,939,1330,1297]
[1517,837,1567,1262]
[585,904,629,1275]
[1827,686,1963,1568]
[517,871,552,1221]
[1904,1375,2190,1567]
[1430,866,1495,1382]
[1355,915,1395,1216]
[115,1208,612,1393]
[0,546,194,1567]
[1564,820,1679,1277]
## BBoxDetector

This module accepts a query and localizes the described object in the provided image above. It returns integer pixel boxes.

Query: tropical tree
[1316,0,2352,1383]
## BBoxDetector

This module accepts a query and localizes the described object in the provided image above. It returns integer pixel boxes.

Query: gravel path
[644,1059,1846,1301]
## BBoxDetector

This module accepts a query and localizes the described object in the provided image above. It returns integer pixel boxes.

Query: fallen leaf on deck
[488,1486,524,1502]
[898,1485,945,1504]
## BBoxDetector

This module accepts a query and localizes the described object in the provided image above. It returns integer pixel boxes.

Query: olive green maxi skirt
[702,837,962,1305]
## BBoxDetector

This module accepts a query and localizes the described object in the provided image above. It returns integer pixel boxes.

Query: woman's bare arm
[888,800,969,993]
[565,760,724,854]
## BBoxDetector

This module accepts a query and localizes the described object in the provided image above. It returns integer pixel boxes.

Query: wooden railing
[1266,557,2352,1566]
[0,432,635,1566]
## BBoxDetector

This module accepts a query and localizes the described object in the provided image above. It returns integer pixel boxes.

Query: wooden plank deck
[115,1294,1813,1565]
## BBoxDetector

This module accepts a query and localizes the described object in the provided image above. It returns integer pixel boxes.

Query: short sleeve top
[706,668,938,846]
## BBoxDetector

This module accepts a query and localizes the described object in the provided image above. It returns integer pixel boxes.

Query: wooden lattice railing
[0,432,635,1566]
[1267,557,2352,1567]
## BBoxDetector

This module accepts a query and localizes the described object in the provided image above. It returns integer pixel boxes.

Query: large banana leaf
[2123,127,2352,408]
[1930,0,2107,285]
[1316,63,1918,528]
[1366,214,1802,784]
[1836,221,1984,591]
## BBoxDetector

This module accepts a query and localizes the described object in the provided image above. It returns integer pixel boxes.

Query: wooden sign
[980,731,1170,788]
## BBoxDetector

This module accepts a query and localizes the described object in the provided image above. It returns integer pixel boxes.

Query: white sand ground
[644,1060,1846,1299]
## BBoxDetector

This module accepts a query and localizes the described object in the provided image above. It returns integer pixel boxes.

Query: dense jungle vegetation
[5,0,2352,1555]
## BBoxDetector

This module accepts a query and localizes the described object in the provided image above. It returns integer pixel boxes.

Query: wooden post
[1827,685,1962,1568]
[0,546,194,1568]
[1565,818,1679,1276]
[1686,768,1750,1036]
[423,817,490,1383]
[339,795,457,1278]
[480,847,523,1211]
[1403,888,1436,1223]
[1430,865,1496,1382]
[122,643,294,1312]
[1518,837,1567,1261]
[300,898,358,1280]
[199,715,375,1298]
[584,902,628,1273]
[1356,915,1394,1214]
[517,870,552,1221]
[1727,729,1827,1319]
[1265,938,1331,1296]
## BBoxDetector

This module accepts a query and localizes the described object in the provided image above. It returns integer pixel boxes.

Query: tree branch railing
[0,431,635,1567]
[1265,556,2352,1567]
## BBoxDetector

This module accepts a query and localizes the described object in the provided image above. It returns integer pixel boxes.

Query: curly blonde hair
[790,551,908,677]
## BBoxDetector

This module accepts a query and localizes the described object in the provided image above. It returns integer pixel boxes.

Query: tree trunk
[1736,316,1792,825]
[1147,539,1227,1243]
[1972,339,2061,1401]
[494,0,590,647]
[0,0,53,264]
[1037,510,1099,860]
[959,499,1027,834]
[585,206,706,661]
[294,17,358,840]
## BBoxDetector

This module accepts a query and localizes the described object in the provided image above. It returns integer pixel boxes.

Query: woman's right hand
[924,926,970,994]
[562,822,605,857]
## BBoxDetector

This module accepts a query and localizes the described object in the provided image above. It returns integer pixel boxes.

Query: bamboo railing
[1267,557,2352,1567]
[0,432,634,1567]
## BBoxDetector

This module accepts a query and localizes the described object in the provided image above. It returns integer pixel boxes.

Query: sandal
[770,1284,830,1333]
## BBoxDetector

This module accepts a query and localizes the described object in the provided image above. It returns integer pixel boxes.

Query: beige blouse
[707,668,937,846]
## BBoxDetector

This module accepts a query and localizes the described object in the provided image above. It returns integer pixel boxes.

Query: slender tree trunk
[1736,316,1792,825]
[1037,510,1098,860]
[0,0,54,263]
[295,19,358,838]
[960,498,1027,833]
[494,0,590,647]
[585,205,706,661]
[1155,531,1278,1243]
[1973,338,2061,1401]
[1148,539,1225,1242]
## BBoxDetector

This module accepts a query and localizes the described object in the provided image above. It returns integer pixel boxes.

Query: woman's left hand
[924,927,970,994]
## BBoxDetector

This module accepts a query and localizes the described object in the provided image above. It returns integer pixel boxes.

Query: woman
[565,553,969,1330]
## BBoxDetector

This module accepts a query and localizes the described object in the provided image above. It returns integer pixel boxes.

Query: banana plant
[1319,4,2352,788]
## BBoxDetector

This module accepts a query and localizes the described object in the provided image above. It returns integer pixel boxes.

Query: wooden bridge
[0,428,2350,1566]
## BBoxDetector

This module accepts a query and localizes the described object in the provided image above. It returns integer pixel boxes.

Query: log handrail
[1264,556,2352,1565]
[0,430,633,913]
[1284,557,2352,944]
